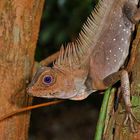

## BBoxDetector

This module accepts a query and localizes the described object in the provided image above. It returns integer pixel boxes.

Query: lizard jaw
[40,91,79,99]
[69,89,96,100]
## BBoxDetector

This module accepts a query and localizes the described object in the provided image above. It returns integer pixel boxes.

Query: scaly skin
[27,0,139,99]
[27,0,140,132]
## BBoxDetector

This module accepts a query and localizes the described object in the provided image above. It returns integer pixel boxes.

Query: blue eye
[43,75,53,85]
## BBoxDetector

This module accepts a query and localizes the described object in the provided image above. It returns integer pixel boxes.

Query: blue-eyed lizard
[27,0,140,132]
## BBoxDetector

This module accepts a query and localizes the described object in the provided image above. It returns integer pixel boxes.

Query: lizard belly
[89,1,135,90]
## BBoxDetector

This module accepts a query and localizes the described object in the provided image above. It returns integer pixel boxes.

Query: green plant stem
[94,88,112,140]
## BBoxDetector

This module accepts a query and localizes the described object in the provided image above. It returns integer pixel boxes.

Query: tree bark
[0,0,44,139]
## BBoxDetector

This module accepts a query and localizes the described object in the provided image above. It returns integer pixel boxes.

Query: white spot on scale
[113,38,116,41]
[106,57,109,60]
[109,50,112,53]
[125,41,128,44]
[114,54,116,57]
[121,38,124,41]
[119,24,122,27]
[126,31,129,34]
[123,29,126,31]
[119,47,123,52]
[114,60,117,62]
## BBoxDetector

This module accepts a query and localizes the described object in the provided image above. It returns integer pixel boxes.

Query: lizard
[27,0,140,132]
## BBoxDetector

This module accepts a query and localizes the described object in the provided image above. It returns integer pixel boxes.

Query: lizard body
[27,0,139,99]
[89,0,136,90]
[27,0,140,132]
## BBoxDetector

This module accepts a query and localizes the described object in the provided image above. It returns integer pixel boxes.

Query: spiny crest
[54,0,114,69]
[54,42,87,69]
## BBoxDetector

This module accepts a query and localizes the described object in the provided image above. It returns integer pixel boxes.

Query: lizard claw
[123,108,140,133]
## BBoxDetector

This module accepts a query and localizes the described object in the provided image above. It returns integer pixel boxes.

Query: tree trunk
[0,0,44,139]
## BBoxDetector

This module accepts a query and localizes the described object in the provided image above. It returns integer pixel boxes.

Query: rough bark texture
[0,0,44,139]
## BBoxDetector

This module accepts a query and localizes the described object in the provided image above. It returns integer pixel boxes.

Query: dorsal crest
[54,0,115,69]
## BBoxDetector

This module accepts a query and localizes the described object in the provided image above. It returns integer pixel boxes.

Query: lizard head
[27,65,92,100]
[27,7,101,100]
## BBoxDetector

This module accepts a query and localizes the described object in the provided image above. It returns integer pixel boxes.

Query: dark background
[29,0,103,140]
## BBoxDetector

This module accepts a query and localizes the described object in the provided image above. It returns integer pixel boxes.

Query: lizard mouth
[41,91,79,99]
[26,87,79,99]
[26,83,95,100]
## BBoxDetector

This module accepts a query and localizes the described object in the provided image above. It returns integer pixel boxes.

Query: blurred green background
[29,0,102,140]
[35,0,98,61]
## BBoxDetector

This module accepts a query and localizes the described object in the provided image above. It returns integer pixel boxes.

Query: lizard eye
[42,75,54,85]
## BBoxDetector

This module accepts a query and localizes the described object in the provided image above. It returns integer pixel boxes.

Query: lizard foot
[121,107,140,133]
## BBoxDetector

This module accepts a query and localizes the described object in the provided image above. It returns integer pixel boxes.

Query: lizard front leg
[120,70,139,132]
[103,70,139,132]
